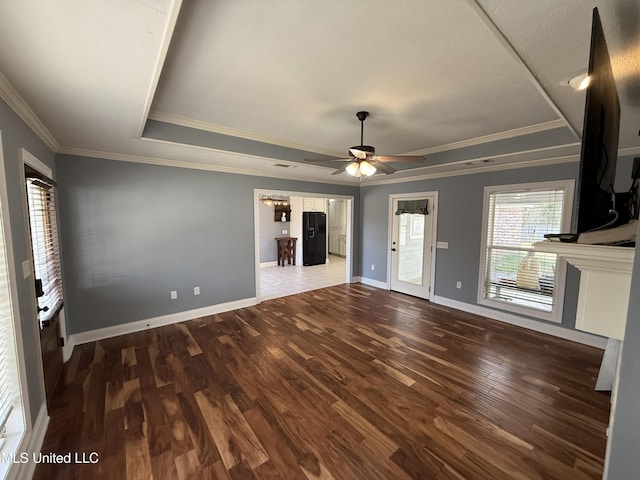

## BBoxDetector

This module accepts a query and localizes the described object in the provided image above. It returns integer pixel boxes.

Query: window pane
[482,186,566,315]
[26,178,63,325]
[398,213,424,285]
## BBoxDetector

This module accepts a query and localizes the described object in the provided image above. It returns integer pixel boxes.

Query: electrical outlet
[170,290,178,300]
[194,286,200,295]
[371,264,375,271]
[282,229,288,235]
[456,281,462,289]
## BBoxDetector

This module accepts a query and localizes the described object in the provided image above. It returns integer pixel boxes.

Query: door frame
[253,189,355,303]
[386,191,439,301]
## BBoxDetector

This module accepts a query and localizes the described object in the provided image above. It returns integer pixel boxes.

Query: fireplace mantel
[534,242,634,340]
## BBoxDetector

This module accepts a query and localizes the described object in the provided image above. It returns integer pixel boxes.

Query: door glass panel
[398,213,424,285]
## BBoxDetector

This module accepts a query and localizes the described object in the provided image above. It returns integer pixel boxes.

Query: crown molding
[147,111,344,158]
[361,153,580,187]
[619,146,640,157]
[404,119,568,156]
[0,72,60,152]
[56,144,357,186]
[374,141,580,183]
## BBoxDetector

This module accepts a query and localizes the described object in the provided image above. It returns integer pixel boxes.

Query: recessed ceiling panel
[151,0,561,156]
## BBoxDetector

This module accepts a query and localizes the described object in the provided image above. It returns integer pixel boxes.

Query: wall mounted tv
[572,7,621,235]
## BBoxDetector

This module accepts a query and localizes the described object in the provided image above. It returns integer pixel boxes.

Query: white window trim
[477,179,575,324]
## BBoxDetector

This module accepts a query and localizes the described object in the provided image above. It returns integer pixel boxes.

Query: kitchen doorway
[254,190,354,301]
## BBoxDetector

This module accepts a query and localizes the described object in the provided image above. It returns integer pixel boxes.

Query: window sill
[478,297,563,324]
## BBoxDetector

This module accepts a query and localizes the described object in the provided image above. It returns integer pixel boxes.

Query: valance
[395,199,429,215]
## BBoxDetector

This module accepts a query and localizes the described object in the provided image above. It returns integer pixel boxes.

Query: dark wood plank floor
[34,284,611,479]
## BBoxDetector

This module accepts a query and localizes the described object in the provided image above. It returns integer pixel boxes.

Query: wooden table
[275,237,297,267]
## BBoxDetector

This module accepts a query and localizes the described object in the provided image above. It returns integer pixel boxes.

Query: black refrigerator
[302,212,326,266]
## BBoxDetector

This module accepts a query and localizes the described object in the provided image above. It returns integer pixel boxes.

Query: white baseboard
[359,276,389,290]
[433,295,607,349]
[260,261,277,268]
[8,402,49,480]
[62,340,74,363]
[67,297,258,347]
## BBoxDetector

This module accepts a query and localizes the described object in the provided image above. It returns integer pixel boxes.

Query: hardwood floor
[34,284,611,479]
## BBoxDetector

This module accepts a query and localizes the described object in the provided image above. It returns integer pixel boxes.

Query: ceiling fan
[305,111,425,177]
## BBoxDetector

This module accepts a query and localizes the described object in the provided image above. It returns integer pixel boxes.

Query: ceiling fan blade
[305,157,351,162]
[375,155,425,163]
[349,148,368,159]
[370,160,396,175]
[331,164,349,175]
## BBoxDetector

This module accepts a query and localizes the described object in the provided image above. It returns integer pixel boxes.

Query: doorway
[21,149,64,404]
[388,192,438,300]
[254,190,354,301]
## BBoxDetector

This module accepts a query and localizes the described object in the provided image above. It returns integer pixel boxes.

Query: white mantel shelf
[534,241,635,340]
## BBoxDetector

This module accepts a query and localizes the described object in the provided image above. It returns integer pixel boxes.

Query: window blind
[26,176,63,325]
[482,187,565,313]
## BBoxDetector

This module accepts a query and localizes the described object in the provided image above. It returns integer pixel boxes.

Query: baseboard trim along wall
[9,402,49,480]
[260,261,277,268]
[66,297,258,354]
[433,295,607,349]
[358,276,389,290]
[63,287,605,363]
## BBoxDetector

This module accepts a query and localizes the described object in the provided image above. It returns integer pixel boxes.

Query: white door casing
[388,192,438,300]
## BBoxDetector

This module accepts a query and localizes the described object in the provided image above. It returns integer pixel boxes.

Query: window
[1,137,26,479]
[478,180,574,322]
[0,201,24,457]
[25,167,63,326]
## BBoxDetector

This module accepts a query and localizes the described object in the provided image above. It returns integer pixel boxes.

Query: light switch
[436,241,449,249]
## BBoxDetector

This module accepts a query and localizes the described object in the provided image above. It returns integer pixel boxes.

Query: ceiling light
[359,160,377,177]
[260,195,288,206]
[346,160,377,178]
[568,72,590,90]
[346,162,361,177]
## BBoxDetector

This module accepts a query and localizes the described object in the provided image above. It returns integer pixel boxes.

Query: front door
[389,195,435,299]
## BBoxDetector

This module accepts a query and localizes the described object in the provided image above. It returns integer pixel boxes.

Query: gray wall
[0,98,52,424]
[606,219,640,479]
[258,199,290,263]
[55,154,359,335]
[360,156,639,330]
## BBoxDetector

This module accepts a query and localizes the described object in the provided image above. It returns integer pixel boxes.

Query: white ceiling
[0,0,638,185]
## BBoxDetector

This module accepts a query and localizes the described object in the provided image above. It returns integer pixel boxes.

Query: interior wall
[55,153,360,335]
[0,98,52,424]
[360,154,638,331]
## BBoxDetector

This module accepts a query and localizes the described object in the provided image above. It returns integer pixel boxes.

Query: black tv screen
[572,7,621,234]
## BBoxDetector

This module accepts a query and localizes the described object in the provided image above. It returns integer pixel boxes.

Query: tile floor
[259,254,347,300]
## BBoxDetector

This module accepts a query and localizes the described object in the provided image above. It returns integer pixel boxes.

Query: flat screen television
[572,7,621,235]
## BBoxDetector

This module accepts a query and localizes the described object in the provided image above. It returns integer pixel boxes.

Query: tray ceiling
[0,0,638,184]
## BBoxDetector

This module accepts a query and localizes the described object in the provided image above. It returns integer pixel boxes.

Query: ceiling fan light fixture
[346,160,376,178]
[359,160,377,177]
[260,194,288,206]
[346,162,361,177]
